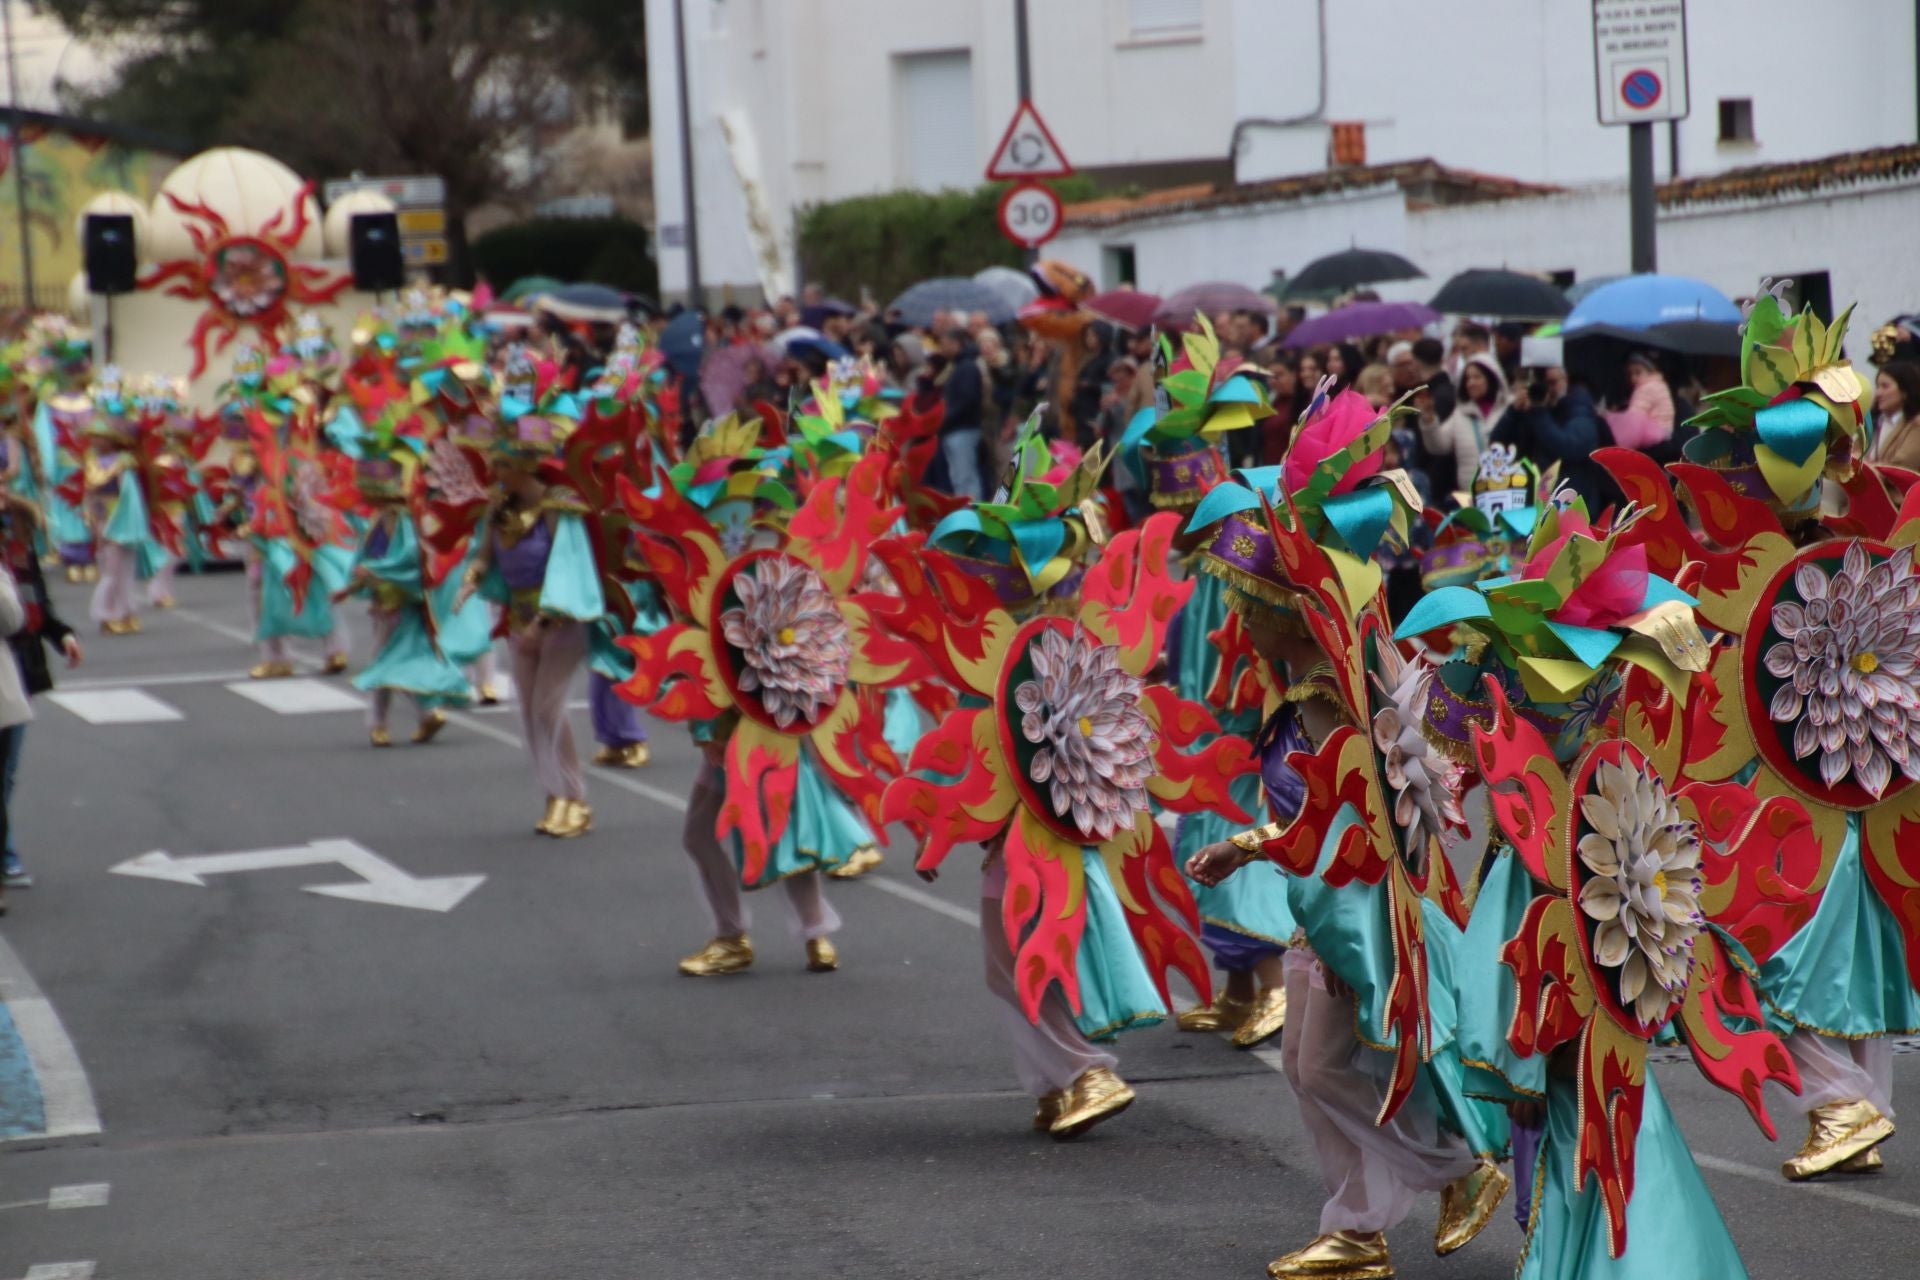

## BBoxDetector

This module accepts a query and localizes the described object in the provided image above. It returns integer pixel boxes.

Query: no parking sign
[1593,0,1690,126]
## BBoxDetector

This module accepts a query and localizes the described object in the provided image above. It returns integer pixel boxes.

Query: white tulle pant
[681,765,837,941]
[90,542,137,624]
[980,859,1115,1098]
[1784,1031,1895,1118]
[510,621,588,802]
[1281,948,1477,1235]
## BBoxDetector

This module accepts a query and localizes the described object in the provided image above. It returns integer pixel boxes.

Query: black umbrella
[659,310,707,380]
[887,277,1016,328]
[1429,269,1570,319]
[1280,247,1424,301]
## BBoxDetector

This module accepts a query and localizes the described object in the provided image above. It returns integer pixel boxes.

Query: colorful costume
[20,318,93,578]
[1601,295,1920,1181]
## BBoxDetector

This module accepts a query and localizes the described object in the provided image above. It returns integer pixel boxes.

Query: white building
[650,0,1920,305]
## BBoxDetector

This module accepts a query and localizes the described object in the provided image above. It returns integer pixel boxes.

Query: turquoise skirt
[352,608,472,701]
[733,745,878,889]
[1756,815,1920,1038]
[1519,1072,1747,1278]
[1070,849,1170,1041]
[1457,849,1548,1103]
[881,687,924,768]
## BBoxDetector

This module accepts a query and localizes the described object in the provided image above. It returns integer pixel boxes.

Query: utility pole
[1628,120,1656,273]
[672,0,702,309]
[2,0,35,308]
[1013,0,1035,267]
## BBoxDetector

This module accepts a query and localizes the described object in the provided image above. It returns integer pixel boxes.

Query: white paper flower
[1763,542,1920,798]
[720,555,852,729]
[1369,663,1466,855]
[1576,759,1704,1025]
[1012,627,1158,840]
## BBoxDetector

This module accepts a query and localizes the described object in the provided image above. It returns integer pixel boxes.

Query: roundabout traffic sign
[998,182,1062,248]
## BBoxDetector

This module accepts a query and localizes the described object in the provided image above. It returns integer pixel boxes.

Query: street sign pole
[1014,0,1035,266]
[1629,121,1656,273]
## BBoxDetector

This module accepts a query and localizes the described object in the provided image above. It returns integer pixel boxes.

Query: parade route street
[3,570,1919,1280]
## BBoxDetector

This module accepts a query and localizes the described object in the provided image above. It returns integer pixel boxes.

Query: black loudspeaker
[84,214,138,295]
[349,212,406,292]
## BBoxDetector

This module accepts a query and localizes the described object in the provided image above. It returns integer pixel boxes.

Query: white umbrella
[973,265,1039,313]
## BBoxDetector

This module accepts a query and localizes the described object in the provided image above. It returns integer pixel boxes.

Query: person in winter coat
[0,557,31,914]
[1495,367,1608,509]
[1870,359,1920,468]
[1419,354,1508,495]
[936,328,986,499]
[1,499,82,890]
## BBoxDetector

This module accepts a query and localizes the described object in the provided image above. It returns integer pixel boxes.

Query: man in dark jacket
[1494,367,1610,510]
[2,502,83,887]
[936,327,986,499]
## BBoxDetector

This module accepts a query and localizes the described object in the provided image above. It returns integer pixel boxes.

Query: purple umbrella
[701,341,778,416]
[1281,300,1439,348]
[1152,282,1277,330]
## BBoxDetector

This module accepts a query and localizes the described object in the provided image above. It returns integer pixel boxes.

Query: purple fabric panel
[492,520,553,591]
[589,668,648,747]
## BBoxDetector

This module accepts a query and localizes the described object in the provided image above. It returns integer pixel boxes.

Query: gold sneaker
[1267,1231,1393,1279]
[321,653,350,675]
[477,684,502,706]
[1782,1100,1895,1180]
[1837,1146,1886,1174]
[805,938,839,972]
[1232,985,1289,1048]
[679,935,754,976]
[1032,1088,1070,1132]
[1049,1066,1135,1139]
[535,796,564,835]
[827,847,883,879]
[617,742,652,768]
[1435,1160,1510,1255]
[411,710,448,744]
[549,799,593,839]
[591,745,621,766]
[248,660,296,680]
[369,727,393,748]
[1177,992,1254,1034]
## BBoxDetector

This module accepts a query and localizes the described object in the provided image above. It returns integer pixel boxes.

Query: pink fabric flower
[1283,388,1382,498]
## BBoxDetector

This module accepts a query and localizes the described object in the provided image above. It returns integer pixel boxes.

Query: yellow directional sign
[403,240,449,265]
[398,209,446,235]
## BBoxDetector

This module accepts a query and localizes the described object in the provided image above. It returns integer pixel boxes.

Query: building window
[1329,122,1367,167]
[1102,244,1138,290]
[1127,0,1202,37]
[1767,272,1832,323]
[1718,98,1755,144]
[894,51,977,193]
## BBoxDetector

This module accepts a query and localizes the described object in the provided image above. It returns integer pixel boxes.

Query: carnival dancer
[872,424,1251,1137]
[616,409,895,973]
[72,369,173,636]
[21,317,94,581]
[450,345,603,837]
[141,376,213,610]
[1118,316,1297,1045]
[1599,293,1920,1181]
[1181,383,1508,1278]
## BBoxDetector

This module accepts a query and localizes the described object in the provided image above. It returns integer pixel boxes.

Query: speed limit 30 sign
[998,182,1062,248]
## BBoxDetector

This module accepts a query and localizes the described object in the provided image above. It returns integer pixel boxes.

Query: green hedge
[471,216,658,297]
[797,179,1092,303]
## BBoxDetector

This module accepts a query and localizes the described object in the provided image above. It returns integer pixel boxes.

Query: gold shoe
[124,615,142,633]
[1049,1066,1135,1139]
[65,565,83,583]
[369,727,393,748]
[549,799,593,839]
[1177,992,1254,1034]
[248,661,295,680]
[1267,1230,1393,1279]
[1435,1159,1510,1255]
[591,745,621,766]
[679,935,754,976]
[1837,1145,1886,1174]
[617,742,652,768]
[322,653,350,675]
[478,684,502,706]
[1033,1088,1070,1132]
[411,710,448,744]
[82,564,98,582]
[826,847,883,879]
[1232,985,1289,1048]
[1782,1100,1896,1180]
[805,938,839,972]
[153,596,176,609]
[535,796,564,835]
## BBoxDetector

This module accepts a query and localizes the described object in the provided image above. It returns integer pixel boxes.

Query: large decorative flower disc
[709,548,852,733]
[1567,740,1704,1037]
[211,239,290,319]
[994,616,1158,846]
[1743,539,1920,811]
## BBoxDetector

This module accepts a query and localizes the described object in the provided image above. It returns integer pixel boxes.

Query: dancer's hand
[61,634,84,668]
[1185,841,1246,887]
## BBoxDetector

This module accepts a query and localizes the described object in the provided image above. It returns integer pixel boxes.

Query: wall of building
[0,120,176,312]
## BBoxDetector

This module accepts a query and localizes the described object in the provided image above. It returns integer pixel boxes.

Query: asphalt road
[1,570,1917,1279]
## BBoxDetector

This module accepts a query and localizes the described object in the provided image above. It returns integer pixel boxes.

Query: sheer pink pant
[147,556,177,605]
[681,765,836,939]
[1281,948,1477,1234]
[90,542,137,624]
[1784,1030,1895,1118]
[511,620,589,802]
[981,859,1115,1097]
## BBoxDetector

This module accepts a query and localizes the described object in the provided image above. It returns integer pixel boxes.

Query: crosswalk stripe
[43,690,184,725]
[226,679,367,715]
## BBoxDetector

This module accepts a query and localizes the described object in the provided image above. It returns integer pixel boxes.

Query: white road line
[1691,1151,1920,1221]
[859,875,981,926]
[24,1264,96,1280]
[227,678,365,715]
[0,933,100,1144]
[169,607,257,646]
[442,709,692,812]
[45,1185,109,1211]
[58,670,253,691]
[43,689,184,725]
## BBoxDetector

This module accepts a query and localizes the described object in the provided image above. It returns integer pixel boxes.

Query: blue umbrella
[1564,274,1740,331]
[888,277,1016,328]
[659,310,707,380]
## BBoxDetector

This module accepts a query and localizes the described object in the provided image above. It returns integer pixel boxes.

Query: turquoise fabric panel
[1070,848,1169,1041]
[537,514,606,622]
[1456,850,1549,1102]
[731,743,877,889]
[258,538,336,639]
[353,607,471,699]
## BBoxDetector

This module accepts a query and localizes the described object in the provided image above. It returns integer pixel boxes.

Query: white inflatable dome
[145,147,324,263]
[323,189,398,260]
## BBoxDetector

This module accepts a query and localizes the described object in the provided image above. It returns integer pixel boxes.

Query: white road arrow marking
[109,839,484,913]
